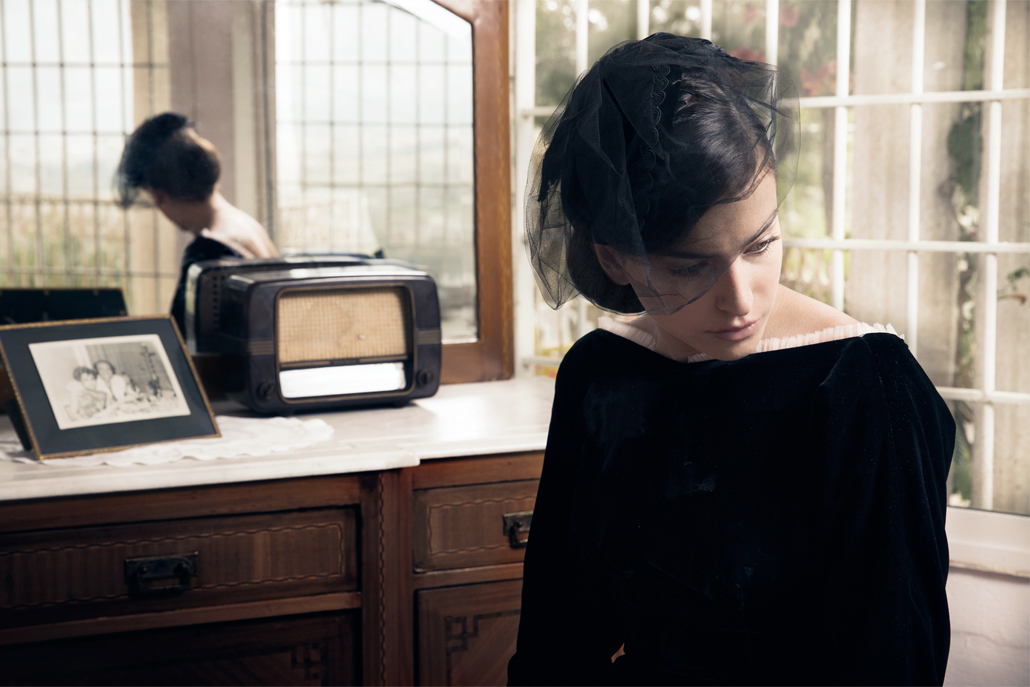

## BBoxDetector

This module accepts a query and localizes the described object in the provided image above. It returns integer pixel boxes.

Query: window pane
[2,0,32,63]
[6,67,36,132]
[38,133,63,197]
[33,0,60,63]
[60,0,92,64]
[64,67,95,133]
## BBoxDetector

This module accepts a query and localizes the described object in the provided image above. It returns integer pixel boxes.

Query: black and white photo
[29,334,190,430]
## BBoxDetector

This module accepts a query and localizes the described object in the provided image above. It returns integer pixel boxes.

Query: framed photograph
[0,316,219,459]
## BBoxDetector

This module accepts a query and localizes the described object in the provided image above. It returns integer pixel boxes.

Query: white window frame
[512,0,1030,577]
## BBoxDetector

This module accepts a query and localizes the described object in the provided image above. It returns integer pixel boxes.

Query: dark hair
[93,360,115,374]
[115,112,221,207]
[73,366,97,381]
[530,35,793,313]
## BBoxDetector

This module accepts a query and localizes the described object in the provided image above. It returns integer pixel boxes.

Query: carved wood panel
[0,508,358,628]
[417,580,523,687]
[0,612,359,686]
[412,481,537,571]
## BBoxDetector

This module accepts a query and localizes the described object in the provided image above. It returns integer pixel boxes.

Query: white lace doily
[0,415,335,467]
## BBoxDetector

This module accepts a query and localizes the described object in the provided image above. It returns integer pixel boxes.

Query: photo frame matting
[0,316,219,459]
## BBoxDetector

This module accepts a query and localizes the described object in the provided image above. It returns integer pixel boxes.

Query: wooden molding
[437,0,514,384]
[0,592,361,647]
[411,452,545,490]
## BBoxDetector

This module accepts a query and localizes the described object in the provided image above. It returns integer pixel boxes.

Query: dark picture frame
[0,316,219,460]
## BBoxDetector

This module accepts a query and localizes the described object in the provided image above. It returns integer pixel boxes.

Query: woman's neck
[172,192,223,235]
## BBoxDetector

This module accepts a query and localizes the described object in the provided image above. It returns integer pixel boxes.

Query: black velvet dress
[508,329,954,686]
[169,235,241,335]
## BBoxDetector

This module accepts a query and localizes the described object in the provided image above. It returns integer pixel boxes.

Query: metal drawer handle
[503,511,533,548]
[124,552,198,596]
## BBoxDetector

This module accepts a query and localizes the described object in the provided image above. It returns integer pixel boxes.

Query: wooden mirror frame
[434,0,513,384]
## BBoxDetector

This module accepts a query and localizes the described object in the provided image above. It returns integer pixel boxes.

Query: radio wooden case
[216,264,441,413]
[185,255,401,355]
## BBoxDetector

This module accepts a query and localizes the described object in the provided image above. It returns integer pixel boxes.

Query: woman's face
[81,372,98,389]
[620,173,783,361]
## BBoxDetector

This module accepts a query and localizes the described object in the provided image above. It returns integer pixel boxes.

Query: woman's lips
[709,319,759,341]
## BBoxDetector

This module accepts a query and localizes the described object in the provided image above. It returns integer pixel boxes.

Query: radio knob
[417,369,435,387]
[256,381,276,400]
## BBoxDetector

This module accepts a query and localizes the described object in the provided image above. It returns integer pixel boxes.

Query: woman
[115,113,279,333]
[508,35,953,686]
[65,366,108,421]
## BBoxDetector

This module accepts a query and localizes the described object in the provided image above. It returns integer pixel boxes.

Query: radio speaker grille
[277,287,411,364]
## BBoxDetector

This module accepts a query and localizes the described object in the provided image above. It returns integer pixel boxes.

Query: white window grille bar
[576,0,588,74]
[146,0,159,311]
[29,0,43,280]
[907,0,926,358]
[765,0,779,66]
[514,0,538,374]
[4,267,188,278]
[976,0,1008,511]
[516,89,1030,120]
[637,0,649,40]
[781,237,1030,253]
[937,387,1030,406]
[800,88,1029,108]
[57,0,70,273]
[700,0,712,41]
[830,0,851,312]
[329,4,337,251]
[1,1,10,285]
[93,0,106,288]
[118,0,131,298]
[574,0,590,340]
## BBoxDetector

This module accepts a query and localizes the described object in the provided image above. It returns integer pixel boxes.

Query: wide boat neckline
[596,316,903,363]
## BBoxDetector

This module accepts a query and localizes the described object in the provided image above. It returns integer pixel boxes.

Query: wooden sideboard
[0,450,544,686]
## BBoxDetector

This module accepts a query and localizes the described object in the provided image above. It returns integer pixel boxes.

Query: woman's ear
[145,186,170,210]
[593,244,631,285]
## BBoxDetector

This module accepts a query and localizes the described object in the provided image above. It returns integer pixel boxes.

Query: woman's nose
[715,258,753,316]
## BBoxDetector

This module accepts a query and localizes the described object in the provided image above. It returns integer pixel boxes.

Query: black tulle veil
[525,34,800,315]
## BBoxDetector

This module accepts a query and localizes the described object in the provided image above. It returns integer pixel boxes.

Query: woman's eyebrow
[662,210,779,259]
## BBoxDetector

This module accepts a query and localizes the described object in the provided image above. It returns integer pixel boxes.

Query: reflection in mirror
[275,0,477,343]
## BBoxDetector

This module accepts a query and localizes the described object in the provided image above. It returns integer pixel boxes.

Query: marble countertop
[0,377,555,503]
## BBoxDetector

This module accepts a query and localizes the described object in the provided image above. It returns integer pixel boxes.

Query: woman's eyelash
[747,235,780,255]
[669,262,707,278]
[667,236,780,277]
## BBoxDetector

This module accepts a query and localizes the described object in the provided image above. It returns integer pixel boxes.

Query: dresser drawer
[0,508,358,628]
[413,480,538,571]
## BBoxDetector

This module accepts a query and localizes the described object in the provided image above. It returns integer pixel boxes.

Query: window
[1,0,513,383]
[513,1,1029,538]
[0,0,176,315]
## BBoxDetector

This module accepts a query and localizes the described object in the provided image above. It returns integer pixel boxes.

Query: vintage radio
[185,255,405,355]
[215,264,441,414]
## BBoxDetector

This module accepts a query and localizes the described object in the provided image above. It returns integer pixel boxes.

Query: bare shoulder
[764,285,858,340]
[208,203,279,258]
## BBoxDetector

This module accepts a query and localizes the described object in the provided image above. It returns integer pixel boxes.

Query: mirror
[274,0,477,344]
